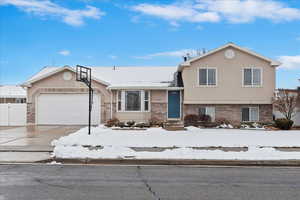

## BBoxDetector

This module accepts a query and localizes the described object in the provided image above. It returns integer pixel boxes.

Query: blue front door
[168,91,181,119]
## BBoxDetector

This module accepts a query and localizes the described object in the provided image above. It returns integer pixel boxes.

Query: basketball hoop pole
[76,65,93,135]
[88,71,92,135]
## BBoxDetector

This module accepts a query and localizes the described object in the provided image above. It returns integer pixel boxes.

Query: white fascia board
[22,66,110,87]
[107,86,184,90]
[0,95,26,98]
[177,43,281,71]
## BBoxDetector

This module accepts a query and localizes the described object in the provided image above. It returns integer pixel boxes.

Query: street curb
[46,158,300,166]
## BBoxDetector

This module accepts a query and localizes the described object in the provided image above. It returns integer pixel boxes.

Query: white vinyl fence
[0,103,27,126]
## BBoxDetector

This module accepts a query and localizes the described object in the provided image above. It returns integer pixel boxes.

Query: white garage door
[37,93,100,125]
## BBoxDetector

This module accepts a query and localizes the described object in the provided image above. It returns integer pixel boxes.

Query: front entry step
[163,120,185,131]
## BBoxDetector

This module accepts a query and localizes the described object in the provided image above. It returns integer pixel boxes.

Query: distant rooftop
[0,85,26,98]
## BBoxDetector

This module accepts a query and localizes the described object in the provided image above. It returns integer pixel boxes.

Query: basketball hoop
[76,65,93,135]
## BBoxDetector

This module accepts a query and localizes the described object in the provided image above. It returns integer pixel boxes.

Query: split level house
[22,43,281,126]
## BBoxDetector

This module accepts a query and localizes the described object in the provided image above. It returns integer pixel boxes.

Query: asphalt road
[1,165,300,200]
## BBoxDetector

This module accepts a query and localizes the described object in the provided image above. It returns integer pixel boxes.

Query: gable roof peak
[178,43,281,71]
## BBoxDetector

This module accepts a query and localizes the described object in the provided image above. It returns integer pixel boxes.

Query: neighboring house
[0,85,27,126]
[274,86,300,127]
[22,43,280,126]
[0,85,26,103]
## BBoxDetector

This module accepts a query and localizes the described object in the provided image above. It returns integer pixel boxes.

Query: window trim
[116,90,151,113]
[117,90,122,111]
[242,67,263,87]
[197,67,218,87]
[144,91,150,112]
[241,106,260,122]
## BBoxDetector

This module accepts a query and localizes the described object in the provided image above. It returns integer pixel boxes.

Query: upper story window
[199,68,216,86]
[117,90,150,112]
[243,67,262,87]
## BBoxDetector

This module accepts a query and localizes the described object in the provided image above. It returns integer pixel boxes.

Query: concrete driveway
[0,126,82,163]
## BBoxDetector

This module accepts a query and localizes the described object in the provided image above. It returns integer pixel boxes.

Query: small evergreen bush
[184,114,199,127]
[274,118,294,130]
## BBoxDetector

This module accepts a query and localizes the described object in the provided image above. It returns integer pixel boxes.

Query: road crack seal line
[0,137,27,145]
[136,166,161,200]
[34,178,73,190]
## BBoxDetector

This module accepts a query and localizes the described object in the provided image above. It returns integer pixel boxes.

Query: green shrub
[184,114,199,127]
[135,122,150,128]
[126,120,135,127]
[199,122,218,128]
[274,118,294,130]
[105,118,120,127]
[199,114,211,122]
[117,122,126,128]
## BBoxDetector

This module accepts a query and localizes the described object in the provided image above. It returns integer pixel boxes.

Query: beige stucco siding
[26,69,112,124]
[27,69,110,103]
[182,47,276,104]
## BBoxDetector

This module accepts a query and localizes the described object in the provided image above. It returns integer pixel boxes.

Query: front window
[241,107,259,122]
[199,68,216,86]
[244,68,261,86]
[199,106,215,121]
[125,91,141,111]
[117,90,150,112]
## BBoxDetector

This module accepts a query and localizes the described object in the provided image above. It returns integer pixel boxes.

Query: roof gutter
[107,86,184,90]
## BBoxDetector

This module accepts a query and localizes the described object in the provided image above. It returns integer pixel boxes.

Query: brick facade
[184,104,273,125]
[151,103,167,121]
[26,102,35,124]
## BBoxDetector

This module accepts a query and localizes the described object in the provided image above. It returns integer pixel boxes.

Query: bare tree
[273,90,298,120]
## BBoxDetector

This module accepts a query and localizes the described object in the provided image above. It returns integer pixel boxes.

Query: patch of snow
[53,146,300,160]
[52,126,300,148]
[217,123,234,129]
[52,126,300,160]
[185,126,200,131]
[47,161,62,165]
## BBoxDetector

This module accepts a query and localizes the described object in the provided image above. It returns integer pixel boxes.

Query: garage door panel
[37,93,100,125]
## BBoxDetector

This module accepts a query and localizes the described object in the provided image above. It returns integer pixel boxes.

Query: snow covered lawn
[52,126,300,160]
